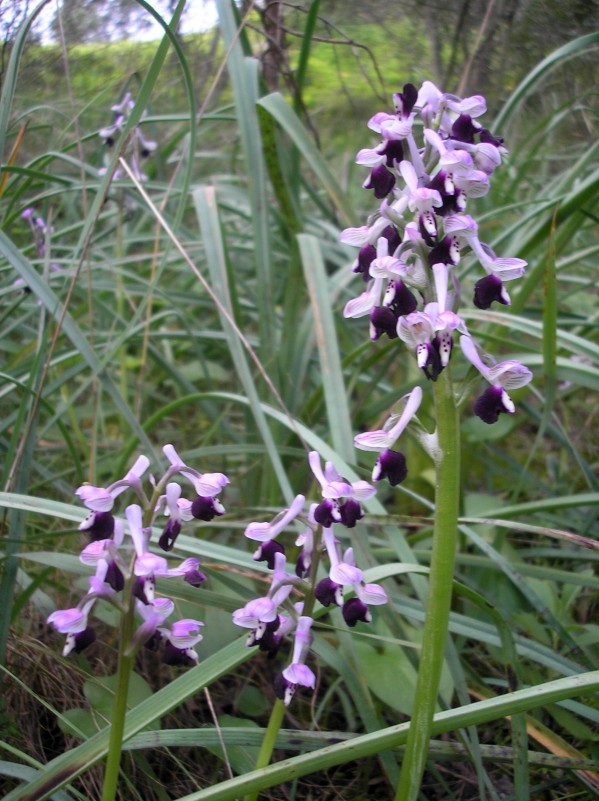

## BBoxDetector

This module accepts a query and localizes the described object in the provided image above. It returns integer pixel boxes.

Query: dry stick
[457,0,497,97]
[117,156,309,454]
[203,687,235,781]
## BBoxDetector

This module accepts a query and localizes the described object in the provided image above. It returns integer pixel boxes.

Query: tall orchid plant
[48,445,228,801]
[340,80,532,799]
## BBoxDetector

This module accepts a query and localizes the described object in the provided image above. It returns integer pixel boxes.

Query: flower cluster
[13,208,62,293]
[342,81,532,478]
[232,451,387,705]
[47,445,229,666]
[98,91,157,182]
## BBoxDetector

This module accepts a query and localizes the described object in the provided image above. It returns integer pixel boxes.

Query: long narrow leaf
[172,672,599,801]
[298,233,354,461]
[495,33,599,130]
[0,230,154,455]
[257,93,355,226]
[214,0,275,355]
[193,186,294,502]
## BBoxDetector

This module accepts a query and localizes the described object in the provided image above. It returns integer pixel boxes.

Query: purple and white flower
[49,447,220,664]
[275,616,316,705]
[76,455,150,513]
[355,386,423,485]
[461,335,533,423]
[308,450,376,528]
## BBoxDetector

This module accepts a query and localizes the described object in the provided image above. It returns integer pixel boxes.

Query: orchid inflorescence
[342,81,533,482]
[99,91,157,182]
[232,451,387,706]
[47,445,229,667]
[13,208,62,293]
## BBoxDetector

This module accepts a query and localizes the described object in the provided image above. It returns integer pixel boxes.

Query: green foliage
[60,672,158,738]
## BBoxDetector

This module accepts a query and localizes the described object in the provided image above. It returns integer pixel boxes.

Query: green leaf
[166,672,599,801]
[298,233,354,461]
[3,639,254,801]
[495,33,599,130]
[257,93,355,226]
[0,230,155,457]
[354,641,427,716]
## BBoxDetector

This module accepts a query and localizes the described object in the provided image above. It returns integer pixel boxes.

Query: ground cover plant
[1,1,599,800]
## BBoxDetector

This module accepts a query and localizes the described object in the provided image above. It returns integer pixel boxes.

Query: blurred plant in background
[0,1,598,800]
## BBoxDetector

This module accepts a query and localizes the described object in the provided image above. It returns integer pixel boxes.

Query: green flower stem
[244,698,286,801]
[395,367,460,801]
[245,528,324,801]
[102,498,158,801]
[101,573,137,801]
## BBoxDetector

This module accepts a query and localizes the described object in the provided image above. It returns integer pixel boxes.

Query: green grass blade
[494,33,599,130]
[2,639,254,801]
[0,0,48,166]
[169,672,599,801]
[183,389,388,515]
[480,493,599,519]
[298,233,354,461]
[0,229,154,456]
[257,93,355,226]
[511,168,599,312]
[294,0,321,105]
[215,0,275,356]
[192,185,294,502]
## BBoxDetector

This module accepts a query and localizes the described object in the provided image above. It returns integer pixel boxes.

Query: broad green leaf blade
[2,639,254,801]
[192,186,294,502]
[298,233,354,461]
[257,93,355,226]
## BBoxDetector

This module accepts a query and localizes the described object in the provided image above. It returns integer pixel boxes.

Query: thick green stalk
[101,490,155,801]
[243,698,286,801]
[101,580,137,801]
[395,367,460,801]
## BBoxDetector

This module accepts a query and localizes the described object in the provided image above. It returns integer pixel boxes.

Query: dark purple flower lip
[342,598,371,627]
[473,385,514,424]
[373,449,407,486]
[473,274,510,310]
[364,164,396,199]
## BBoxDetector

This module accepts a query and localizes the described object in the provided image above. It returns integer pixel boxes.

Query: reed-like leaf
[257,93,355,225]
[170,672,599,801]
[298,233,354,461]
